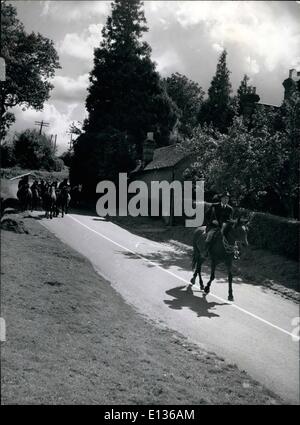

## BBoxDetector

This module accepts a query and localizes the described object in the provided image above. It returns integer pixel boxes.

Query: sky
[6,0,300,153]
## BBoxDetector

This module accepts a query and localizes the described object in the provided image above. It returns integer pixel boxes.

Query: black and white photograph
[0,0,299,409]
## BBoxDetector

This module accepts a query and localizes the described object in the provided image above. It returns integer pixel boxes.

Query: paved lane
[39,212,299,404]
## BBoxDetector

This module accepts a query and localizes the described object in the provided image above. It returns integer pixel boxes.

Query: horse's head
[228,216,250,247]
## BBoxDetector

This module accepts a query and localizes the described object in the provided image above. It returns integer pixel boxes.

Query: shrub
[246,212,299,261]
[52,158,64,172]
[13,129,56,170]
[0,142,16,167]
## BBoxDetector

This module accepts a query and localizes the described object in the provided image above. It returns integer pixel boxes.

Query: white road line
[68,215,299,341]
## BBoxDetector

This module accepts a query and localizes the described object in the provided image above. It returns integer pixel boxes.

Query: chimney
[147,132,154,141]
[143,133,156,165]
[289,69,296,79]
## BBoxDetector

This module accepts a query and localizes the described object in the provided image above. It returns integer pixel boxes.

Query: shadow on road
[120,247,212,277]
[164,285,228,318]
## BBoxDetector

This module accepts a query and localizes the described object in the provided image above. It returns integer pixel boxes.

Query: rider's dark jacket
[206,202,233,229]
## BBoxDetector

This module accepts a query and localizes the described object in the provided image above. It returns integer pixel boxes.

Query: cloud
[59,24,103,61]
[153,50,181,75]
[51,74,90,103]
[245,56,260,75]
[41,0,51,16]
[40,1,110,22]
[8,102,83,154]
[212,43,224,54]
[146,1,300,73]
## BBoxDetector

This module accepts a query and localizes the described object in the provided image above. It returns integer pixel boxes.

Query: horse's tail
[192,235,201,270]
[192,228,206,269]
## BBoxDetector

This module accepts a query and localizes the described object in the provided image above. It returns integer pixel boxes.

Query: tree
[60,149,74,168]
[277,91,300,216]
[70,128,135,196]
[236,74,260,119]
[164,72,204,138]
[0,2,60,139]
[13,129,58,171]
[181,107,299,218]
[0,139,16,167]
[68,121,83,138]
[84,0,176,154]
[198,50,234,133]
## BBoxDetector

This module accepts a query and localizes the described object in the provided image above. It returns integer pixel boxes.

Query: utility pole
[66,131,73,150]
[50,134,57,151]
[34,120,50,135]
[54,134,57,152]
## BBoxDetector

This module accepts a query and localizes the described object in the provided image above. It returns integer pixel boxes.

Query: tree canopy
[164,72,204,138]
[0,1,60,139]
[181,91,300,218]
[13,129,63,171]
[198,50,235,133]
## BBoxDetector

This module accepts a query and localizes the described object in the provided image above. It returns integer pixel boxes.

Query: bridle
[222,221,248,257]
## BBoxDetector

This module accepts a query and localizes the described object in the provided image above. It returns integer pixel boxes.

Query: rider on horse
[59,178,69,189]
[204,191,235,257]
[18,175,29,190]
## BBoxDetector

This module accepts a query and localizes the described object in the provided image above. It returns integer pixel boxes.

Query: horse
[31,185,42,211]
[189,217,250,301]
[70,185,82,208]
[56,186,71,217]
[17,185,32,211]
[44,185,57,219]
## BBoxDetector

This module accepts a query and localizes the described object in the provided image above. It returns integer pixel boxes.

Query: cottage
[130,135,194,225]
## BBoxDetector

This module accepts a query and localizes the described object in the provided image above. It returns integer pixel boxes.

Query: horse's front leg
[226,262,234,301]
[190,268,198,286]
[198,266,204,290]
[190,261,204,290]
[204,261,216,295]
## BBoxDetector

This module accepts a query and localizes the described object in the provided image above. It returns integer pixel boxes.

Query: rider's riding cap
[220,191,230,198]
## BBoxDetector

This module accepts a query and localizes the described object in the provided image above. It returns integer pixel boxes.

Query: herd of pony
[16,179,80,219]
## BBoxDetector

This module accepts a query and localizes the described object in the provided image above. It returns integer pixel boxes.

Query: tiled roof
[144,145,192,171]
[257,102,279,109]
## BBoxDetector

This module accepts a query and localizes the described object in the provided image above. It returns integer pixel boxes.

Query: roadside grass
[1,166,69,182]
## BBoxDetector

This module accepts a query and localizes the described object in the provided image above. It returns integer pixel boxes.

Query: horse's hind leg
[204,262,216,295]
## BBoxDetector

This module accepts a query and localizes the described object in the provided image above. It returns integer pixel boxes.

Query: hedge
[246,212,299,261]
[177,203,299,261]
